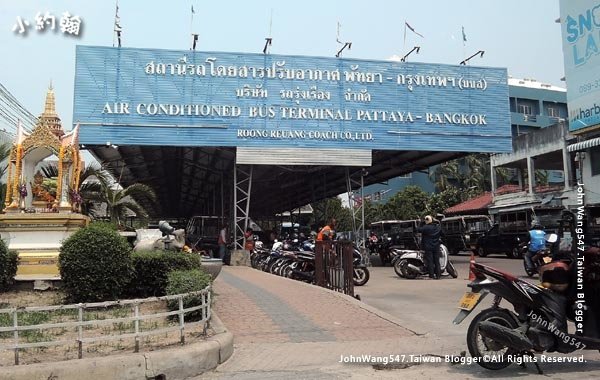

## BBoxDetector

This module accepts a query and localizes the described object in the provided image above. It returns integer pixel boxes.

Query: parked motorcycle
[453,259,600,372]
[250,238,370,286]
[392,244,458,279]
[352,248,370,286]
[522,233,558,277]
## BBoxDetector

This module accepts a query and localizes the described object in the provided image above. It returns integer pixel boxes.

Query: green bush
[0,239,18,291]
[130,251,202,297]
[166,269,212,321]
[59,225,133,302]
[88,221,119,231]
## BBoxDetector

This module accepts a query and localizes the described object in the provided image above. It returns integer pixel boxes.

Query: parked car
[441,215,492,255]
[476,206,565,259]
[370,219,421,250]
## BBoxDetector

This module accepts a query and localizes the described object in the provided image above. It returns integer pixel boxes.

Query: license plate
[458,292,481,311]
[543,256,552,264]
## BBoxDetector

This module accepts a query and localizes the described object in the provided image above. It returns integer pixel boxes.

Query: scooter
[453,259,600,373]
[522,233,558,277]
[352,248,370,286]
[392,244,458,279]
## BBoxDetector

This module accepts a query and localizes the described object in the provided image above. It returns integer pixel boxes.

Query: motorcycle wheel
[523,260,536,277]
[393,258,405,278]
[446,260,458,278]
[397,259,418,279]
[353,267,370,286]
[508,247,522,259]
[467,308,519,370]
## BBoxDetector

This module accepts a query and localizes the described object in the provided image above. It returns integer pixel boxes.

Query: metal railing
[315,240,354,297]
[0,286,211,365]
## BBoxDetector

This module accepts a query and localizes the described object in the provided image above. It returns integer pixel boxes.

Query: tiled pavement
[203,267,432,379]
[202,266,600,379]
[213,266,412,344]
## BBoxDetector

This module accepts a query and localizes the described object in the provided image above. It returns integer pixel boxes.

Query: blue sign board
[73,45,511,152]
[560,0,600,133]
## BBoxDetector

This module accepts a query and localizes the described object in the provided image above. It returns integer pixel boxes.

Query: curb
[0,312,234,380]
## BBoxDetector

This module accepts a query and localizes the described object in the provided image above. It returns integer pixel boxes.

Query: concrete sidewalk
[202,267,461,379]
[202,265,600,380]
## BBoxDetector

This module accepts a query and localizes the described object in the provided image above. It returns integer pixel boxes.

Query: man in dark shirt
[418,215,442,279]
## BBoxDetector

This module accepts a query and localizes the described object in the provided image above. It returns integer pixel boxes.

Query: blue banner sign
[73,45,511,152]
[560,0,600,133]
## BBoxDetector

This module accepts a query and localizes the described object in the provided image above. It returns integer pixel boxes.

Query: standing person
[317,218,336,241]
[244,228,255,252]
[218,223,228,263]
[418,215,442,279]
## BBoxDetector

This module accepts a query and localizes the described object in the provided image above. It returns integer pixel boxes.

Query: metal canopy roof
[88,146,466,219]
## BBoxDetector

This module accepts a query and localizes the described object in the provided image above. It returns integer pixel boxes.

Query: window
[547,107,559,118]
[518,104,532,115]
[591,146,600,177]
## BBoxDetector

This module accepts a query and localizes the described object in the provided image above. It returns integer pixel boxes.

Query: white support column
[527,157,535,194]
[345,168,367,263]
[490,159,497,194]
[233,164,253,250]
[562,146,572,190]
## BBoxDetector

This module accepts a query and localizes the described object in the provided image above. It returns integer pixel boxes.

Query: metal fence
[314,240,354,297]
[0,286,211,365]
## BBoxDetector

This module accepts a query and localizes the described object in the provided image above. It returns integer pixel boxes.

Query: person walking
[418,215,442,279]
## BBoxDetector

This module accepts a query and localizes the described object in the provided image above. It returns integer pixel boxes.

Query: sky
[0,0,566,133]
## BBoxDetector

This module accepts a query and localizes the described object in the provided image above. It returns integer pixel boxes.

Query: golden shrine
[0,84,89,280]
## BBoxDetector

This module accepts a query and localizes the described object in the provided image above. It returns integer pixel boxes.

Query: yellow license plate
[458,292,481,311]
[543,256,552,264]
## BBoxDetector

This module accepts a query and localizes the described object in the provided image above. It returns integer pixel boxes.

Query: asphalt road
[355,252,600,379]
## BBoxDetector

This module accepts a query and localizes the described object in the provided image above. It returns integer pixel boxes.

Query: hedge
[129,251,202,298]
[59,224,133,302]
[0,239,18,291]
[166,269,212,321]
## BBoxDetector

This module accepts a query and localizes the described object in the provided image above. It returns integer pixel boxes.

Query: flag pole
[113,0,118,47]
[269,8,273,38]
[462,26,466,62]
[190,5,194,45]
[403,20,407,51]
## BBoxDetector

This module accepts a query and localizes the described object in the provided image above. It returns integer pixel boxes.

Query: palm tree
[430,160,461,192]
[98,181,157,226]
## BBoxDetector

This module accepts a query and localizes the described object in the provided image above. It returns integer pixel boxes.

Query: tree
[385,186,429,220]
[430,160,461,192]
[0,143,12,208]
[97,181,157,226]
[427,187,464,216]
[311,197,353,232]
